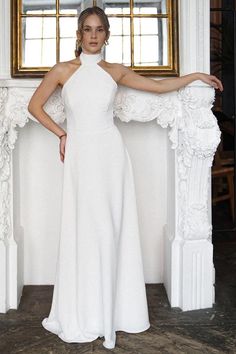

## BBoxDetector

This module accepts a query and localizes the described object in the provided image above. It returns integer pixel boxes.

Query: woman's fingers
[212,76,223,91]
[209,75,224,91]
[199,73,224,91]
[59,136,67,163]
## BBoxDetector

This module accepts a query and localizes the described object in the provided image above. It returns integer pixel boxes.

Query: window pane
[133,0,167,14]
[60,17,77,38]
[23,39,56,67]
[108,16,130,34]
[22,17,56,67]
[22,0,56,14]
[59,17,78,61]
[25,17,44,39]
[43,17,56,37]
[24,17,56,39]
[59,0,83,14]
[104,2,130,15]
[105,35,131,65]
[60,39,77,61]
[105,17,131,65]
[133,18,168,66]
[42,39,57,65]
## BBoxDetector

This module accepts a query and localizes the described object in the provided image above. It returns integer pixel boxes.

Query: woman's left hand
[197,73,224,92]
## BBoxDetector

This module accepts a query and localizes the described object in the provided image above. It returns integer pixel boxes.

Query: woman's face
[77,14,109,54]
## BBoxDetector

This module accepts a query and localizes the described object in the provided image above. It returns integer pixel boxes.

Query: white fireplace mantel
[0,81,221,313]
[0,0,221,313]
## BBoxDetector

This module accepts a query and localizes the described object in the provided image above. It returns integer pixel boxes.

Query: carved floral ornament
[0,84,221,242]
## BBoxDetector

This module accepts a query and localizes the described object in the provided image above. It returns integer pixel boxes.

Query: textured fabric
[41,50,150,349]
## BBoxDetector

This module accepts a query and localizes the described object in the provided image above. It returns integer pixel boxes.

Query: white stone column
[163,0,217,310]
[0,85,20,312]
[179,0,210,75]
[164,85,220,310]
[0,0,17,312]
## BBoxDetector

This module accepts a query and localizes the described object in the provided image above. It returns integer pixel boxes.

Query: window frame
[11,0,179,78]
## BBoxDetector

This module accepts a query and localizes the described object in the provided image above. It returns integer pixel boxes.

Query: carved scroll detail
[113,84,221,241]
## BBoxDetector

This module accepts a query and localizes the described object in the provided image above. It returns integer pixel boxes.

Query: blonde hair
[76,6,110,56]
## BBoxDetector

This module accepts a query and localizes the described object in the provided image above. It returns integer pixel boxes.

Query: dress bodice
[61,50,118,134]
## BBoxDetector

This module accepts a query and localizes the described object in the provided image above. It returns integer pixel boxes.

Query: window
[11,0,179,77]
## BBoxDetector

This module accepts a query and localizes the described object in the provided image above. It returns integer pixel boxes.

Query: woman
[28,6,223,350]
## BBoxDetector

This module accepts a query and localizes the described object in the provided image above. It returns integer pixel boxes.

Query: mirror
[11,0,179,77]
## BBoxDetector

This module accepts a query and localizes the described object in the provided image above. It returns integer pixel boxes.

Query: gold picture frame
[11,0,179,78]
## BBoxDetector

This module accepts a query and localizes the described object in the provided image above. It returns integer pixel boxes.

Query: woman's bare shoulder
[102,61,131,81]
[52,59,81,73]
[103,60,123,69]
[47,59,81,85]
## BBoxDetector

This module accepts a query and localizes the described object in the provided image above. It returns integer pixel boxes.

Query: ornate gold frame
[11,0,179,78]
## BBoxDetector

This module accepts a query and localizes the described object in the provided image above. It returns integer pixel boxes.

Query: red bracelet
[59,133,67,139]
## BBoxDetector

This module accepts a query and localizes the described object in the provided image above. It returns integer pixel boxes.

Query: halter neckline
[80,50,103,65]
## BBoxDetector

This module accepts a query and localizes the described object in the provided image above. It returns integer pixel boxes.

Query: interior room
[0,0,235,352]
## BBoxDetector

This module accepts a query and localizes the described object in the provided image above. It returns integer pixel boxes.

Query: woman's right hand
[59,135,67,163]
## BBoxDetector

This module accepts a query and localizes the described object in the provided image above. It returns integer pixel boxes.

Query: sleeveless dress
[41,50,150,349]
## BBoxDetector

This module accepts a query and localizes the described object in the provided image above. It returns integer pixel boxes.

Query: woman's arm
[28,63,69,163]
[28,63,66,138]
[117,65,223,93]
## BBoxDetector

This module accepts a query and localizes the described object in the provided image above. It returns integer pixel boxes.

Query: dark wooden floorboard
[1,212,236,353]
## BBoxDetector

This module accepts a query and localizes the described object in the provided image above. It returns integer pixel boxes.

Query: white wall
[13,116,167,284]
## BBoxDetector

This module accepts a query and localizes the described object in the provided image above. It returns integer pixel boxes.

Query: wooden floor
[1,202,236,353]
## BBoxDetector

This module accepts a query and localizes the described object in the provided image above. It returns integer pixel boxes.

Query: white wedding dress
[41,50,150,349]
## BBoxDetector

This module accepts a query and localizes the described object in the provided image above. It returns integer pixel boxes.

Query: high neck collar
[80,50,103,65]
